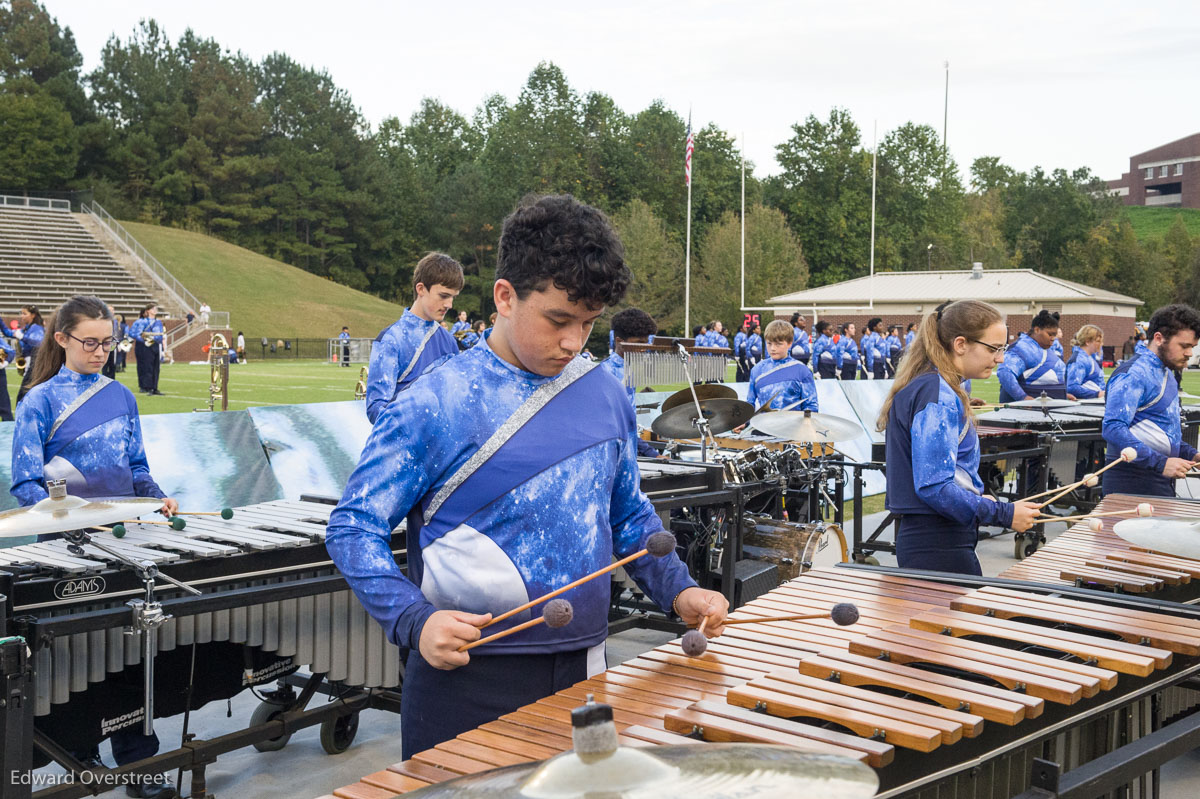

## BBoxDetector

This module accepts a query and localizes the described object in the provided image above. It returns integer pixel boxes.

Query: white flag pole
[740,132,745,312]
[869,120,877,309]
[684,109,694,336]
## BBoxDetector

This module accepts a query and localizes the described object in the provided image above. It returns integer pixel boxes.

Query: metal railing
[0,194,71,211]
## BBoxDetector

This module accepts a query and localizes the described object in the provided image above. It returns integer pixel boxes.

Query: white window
[1146,168,1154,179]
[1176,163,1185,176]
[1161,165,1170,177]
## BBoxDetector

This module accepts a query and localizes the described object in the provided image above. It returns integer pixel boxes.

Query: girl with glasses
[877,300,1039,575]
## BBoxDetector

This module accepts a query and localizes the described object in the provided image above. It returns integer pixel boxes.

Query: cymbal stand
[676,343,718,462]
[61,528,201,735]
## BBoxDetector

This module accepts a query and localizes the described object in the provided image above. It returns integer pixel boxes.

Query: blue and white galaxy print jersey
[747,357,818,411]
[1067,346,1105,399]
[11,366,165,506]
[813,334,838,367]
[364,310,459,423]
[128,317,164,343]
[884,371,1014,529]
[790,329,811,361]
[326,332,696,656]
[997,332,1065,402]
[1103,347,1195,473]
[19,322,44,356]
[840,336,860,367]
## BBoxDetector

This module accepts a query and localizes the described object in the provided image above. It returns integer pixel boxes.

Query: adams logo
[54,576,106,600]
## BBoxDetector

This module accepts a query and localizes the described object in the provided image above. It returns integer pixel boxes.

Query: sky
[43,0,1200,183]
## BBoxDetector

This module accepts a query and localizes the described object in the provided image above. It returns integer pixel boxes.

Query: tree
[611,199,685,333]
[1001,166,1118,275]
[0,84,79,187]
[969,156,1016,193]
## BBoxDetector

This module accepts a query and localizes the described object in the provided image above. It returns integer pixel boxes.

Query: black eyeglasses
[968,338,1008,355]
[66,334,117,352]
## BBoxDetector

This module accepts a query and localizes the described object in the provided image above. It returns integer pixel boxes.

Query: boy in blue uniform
[879,300,1038,575]
[1102,304,1200,497]
[747,320,818,411]
[326,195,728,758]
[997,310,1068,403]
[600,308,662,458]
[364,253,464,424]
[11,295,178,798]
[1066,324,1105,399]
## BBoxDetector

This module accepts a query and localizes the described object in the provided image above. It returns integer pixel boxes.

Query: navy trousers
[872,361,886,380]
[841,362,857,380]
[817,360,837,379]
[0,369,11,421]
[895,514,982,576]
[401,647,591,759]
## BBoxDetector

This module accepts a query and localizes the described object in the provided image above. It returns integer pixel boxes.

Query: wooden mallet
[482,531,676,630]
[458,599,573,652]
[1036,502,1153,527]
[681,603,860,657]
[123,517,187,530]
[1020,447,1137,505]
[177,508,234,519]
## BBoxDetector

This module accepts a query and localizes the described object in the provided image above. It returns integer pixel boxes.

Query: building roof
[767,268,1144,308]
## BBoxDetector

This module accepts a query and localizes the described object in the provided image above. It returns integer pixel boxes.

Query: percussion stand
[60,528,202,736]
[676,344,718,462]
[0,573,35,799]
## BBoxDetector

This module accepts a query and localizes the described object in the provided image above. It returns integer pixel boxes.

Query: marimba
[1002,493,1200,601]
[324,566,1200,799]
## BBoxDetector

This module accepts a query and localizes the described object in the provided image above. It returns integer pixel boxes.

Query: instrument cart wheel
[853,555,880,566]
[1014,534,1039,560]
[320,711,360,754]
[250,700,293,752]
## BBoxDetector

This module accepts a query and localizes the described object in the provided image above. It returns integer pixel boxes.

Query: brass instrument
[353,366,368,400]
[140,330,158,346]
[195,333,229,412]
[15,356,26,376]
[118,337,135,353]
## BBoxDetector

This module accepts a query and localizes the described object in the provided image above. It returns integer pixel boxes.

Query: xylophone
[324,566,1200,799]
[1002,493,1200,601]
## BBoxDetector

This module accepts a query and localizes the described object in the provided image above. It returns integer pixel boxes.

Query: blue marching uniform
[0,337,13,421]
[608,329,615,355]
[885,333,902,375]
[997,332,1065,403]
[461,330,481,349]
[1102,344,1196,497]
[15,321,45,402]
[733,330,749,381]
[364,309,459,424]
[885,372,1015,575]
[326,332,695,757]
[451,320,470,336]
[862,331,886,379]
[840,336,860,380]
[1066,346,1104,399]
[747,358,818,412]
[1051,338,1064,360]
[790,329,811,364]
[10,366,167,764]
[813,333,839,379]
[711,332,729,349]
[599,353,659,458]
[905,330,916,350]
[745,333,763,368]
[128,317,164,394]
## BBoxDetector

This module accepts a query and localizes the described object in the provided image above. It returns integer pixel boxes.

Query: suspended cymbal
[1005,397,1076,410]
[651,398,755,438]
[748,410,861,444]
[660,383,738,413]
[1113,517,1200,561]
[0,494,164,538]
[405,744,878,799]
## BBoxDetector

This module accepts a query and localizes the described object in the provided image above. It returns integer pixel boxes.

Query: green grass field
[122,221,407,340]
[1121,206,1200,240]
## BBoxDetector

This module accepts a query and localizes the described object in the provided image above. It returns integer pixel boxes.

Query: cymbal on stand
[661,383,738,413]
[0,494,165,538]
[747,410,861,444]
[1113,517,1200,561]
[651,398,755,438]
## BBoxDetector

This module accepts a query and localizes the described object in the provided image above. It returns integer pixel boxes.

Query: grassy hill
[1121,206,1200,241]
[121,221,406,339]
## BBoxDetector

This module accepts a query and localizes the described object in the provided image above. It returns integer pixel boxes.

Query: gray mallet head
[645,531,676,558]
[830,603,860,626]
[543,598,574,629]
[681,629,708,657]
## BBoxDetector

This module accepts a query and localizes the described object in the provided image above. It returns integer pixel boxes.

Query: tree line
[2,0,1197,338]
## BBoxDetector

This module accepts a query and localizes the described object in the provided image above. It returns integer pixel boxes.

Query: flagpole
[740,132,745,312]
[684,108,694,335]
[869,120,877,309]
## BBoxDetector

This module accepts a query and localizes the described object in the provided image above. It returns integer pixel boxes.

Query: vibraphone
[324,566,1200,799]
[1002,493,1200,602]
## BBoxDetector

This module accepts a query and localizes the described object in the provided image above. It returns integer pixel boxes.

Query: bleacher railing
[0,194,71,211]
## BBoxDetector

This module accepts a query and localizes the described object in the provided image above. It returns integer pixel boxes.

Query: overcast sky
[44,0,1200,183]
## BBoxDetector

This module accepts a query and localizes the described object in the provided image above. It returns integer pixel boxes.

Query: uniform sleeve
[863,336,875,370]
[0,338,13,361]
[610,425,697,612]
[911,402,1015,528]
[1103,371,1166,473]
[797,372,819,412]
[10,397,50,506]
[996,350,1025,400]
[635,437,659,458]
[364,332,400,424]
[746,366,760,406]
[325,396,441,650]
[1067,359,1099,399]
[25,325,44,350]
[126,406,166,499]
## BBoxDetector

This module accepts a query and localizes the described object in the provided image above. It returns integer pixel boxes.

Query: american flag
[684,116,694,186]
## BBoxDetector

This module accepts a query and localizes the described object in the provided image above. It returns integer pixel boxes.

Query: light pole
[927,242,934,269]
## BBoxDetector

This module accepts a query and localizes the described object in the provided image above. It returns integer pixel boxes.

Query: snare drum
[741,514,848,581]
[720,446,780,484]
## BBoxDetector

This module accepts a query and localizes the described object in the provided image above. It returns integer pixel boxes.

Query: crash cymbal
[1113,517,1200,561]
[1005,397,1076,410]
[660,383,738,413]
[405,743,878,799]
[748,410,861,444]
[651,398,755,438]
[0,495,164,538]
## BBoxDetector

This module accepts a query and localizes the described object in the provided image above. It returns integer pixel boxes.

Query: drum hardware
[353,365,368,400]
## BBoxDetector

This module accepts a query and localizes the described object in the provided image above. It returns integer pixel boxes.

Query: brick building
[766,265,1143,362]
[1106,132,1200,208]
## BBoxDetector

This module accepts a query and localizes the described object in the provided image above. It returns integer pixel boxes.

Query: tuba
[353,366,368,400]
[196,333,229,412]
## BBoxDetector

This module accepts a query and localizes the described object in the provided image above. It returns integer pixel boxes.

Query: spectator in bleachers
[199,301,211,326]
[186,309,195,327]
[14,304,45,404]
[236,332,246,363]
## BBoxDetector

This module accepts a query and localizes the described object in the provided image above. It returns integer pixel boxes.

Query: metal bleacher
[0,202,157,319]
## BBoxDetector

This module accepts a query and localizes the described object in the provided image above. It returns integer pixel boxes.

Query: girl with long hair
[877,300,1039,575]
[13,303,45,403]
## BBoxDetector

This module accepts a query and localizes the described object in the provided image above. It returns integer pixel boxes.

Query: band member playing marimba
[326,195,728,759]
[600,308,661,458]
[878,300,1038,575]
[996,309,1069,403]
[363,253,463,424]
[1101,304,1200,498]
[9,295,178,798]
[747,320,817,411]
[1066,324,1105,399]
